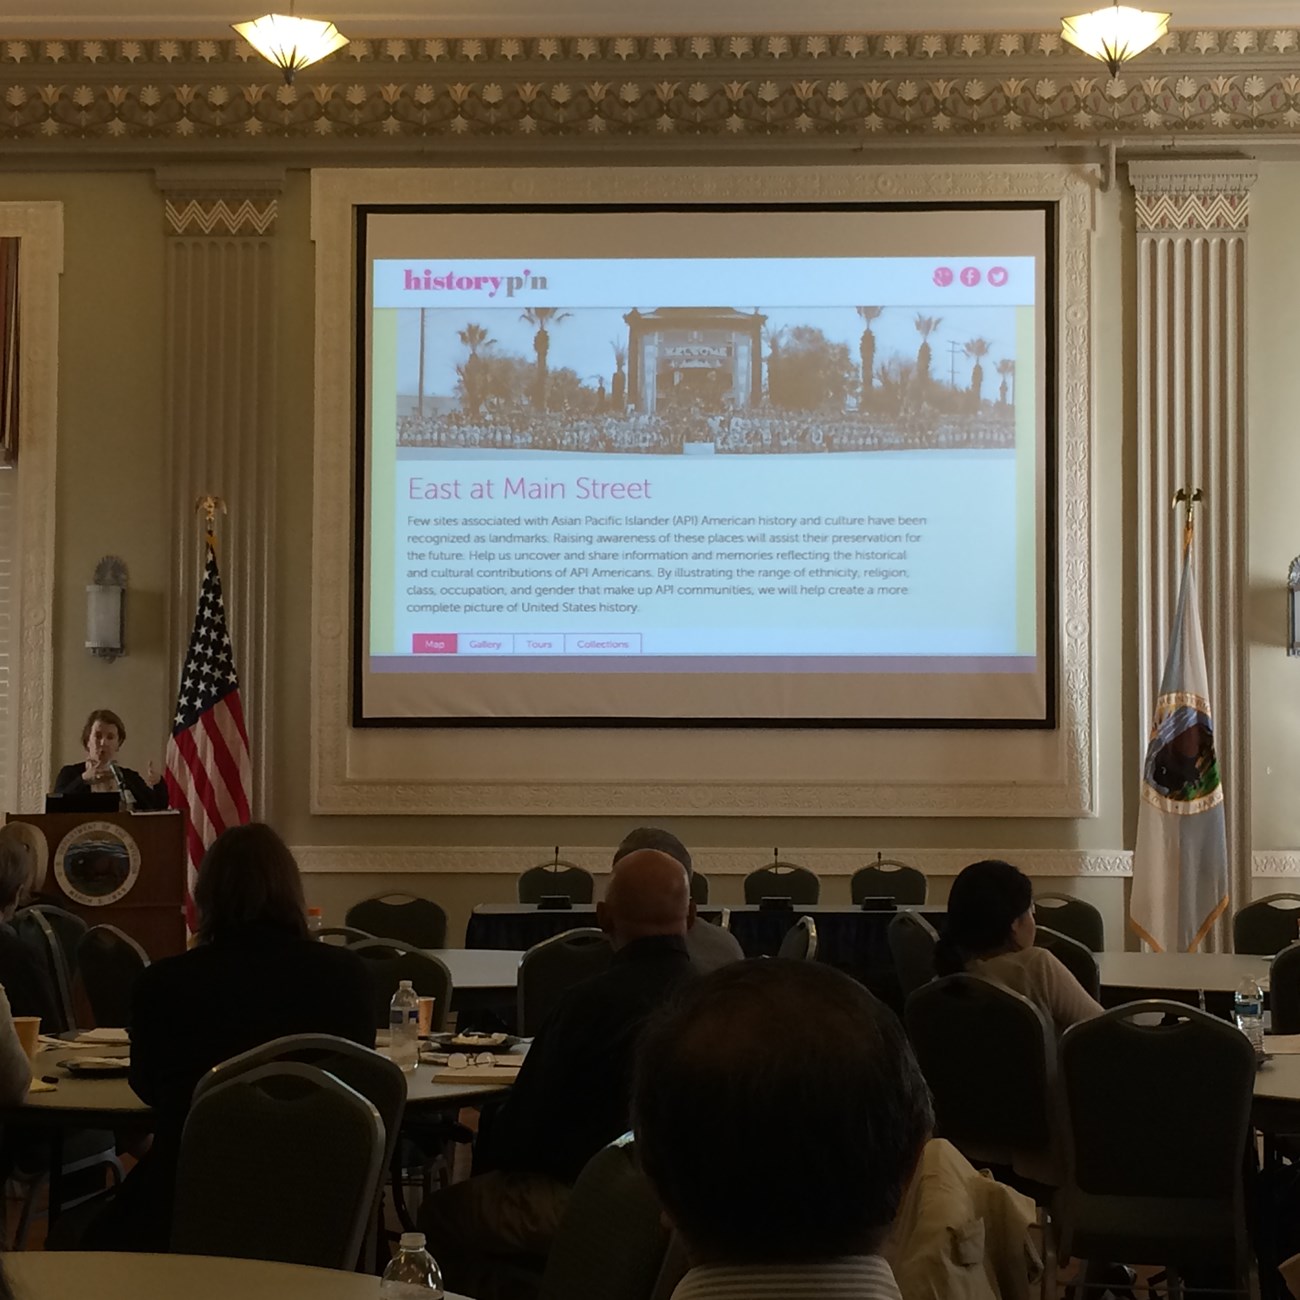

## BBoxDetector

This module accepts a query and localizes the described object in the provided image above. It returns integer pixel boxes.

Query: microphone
[109,762,137,811]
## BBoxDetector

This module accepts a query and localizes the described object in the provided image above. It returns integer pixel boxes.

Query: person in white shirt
[633,959,933,1300]
[933,859,1103,1037]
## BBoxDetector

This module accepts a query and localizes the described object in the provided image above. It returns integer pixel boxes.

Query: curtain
[0,239,19,464]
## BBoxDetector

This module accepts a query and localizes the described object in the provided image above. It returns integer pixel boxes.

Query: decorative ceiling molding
[2,30,1300,151]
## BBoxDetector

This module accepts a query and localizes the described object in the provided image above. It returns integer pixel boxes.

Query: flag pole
[194,494,226,549]
[1172,486,1204,554]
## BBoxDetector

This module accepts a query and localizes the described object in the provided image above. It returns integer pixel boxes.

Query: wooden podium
[4,810,187,960]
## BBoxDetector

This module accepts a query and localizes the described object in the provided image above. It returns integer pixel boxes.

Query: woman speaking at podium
[51,708,168,811]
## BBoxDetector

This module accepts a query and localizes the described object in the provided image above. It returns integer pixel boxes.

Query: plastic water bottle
[389,979,420,1073]
[380,1231,443,1298]
[306,906,323,936]
[1234,975,1265,1056]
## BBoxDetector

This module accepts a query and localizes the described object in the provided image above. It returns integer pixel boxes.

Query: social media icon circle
[960,266,982,287]
[988,266,1009,287]
[932,266,954,287]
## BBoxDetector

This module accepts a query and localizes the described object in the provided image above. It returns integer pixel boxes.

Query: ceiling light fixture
[232,6,348,84]
[1061,2,1171,77]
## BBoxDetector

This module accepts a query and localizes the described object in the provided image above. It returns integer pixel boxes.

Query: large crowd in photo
[395,405,1016,456]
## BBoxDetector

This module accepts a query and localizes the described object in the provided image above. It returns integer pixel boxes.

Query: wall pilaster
[157,167,282,815]
[1129,157,1257,925]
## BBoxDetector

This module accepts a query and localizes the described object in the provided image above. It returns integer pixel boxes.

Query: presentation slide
[356,206,1052,726]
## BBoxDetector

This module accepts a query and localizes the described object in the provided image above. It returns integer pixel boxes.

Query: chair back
[344,894,447,949]
[517,928,613,1036]
[905,974,1056,1160]
[13,905,83,1032]
[518,861,596,905]
[776,915,818,962]
[538,1135,669,1300]
[350,940,452,1030]
[316,925,375,946]
[1059,1000,1254,1203]
[1272,941,1300,1034]
[743,862,820,905]
[76,924,149,1028]
[1232,893,1300,956]
[1034,926,1101,1001]
[1032,892,1105,953]
[172,1061,384,1269]
[888,911,939,1000]
[688,871,709,905]
[851,860,928,905]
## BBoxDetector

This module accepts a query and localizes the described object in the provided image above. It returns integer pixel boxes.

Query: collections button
[565,634,641,654]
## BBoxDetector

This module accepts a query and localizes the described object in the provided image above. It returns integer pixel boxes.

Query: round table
[5,1251,472,1299]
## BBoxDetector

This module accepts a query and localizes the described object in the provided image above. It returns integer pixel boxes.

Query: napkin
[28,1077,56,1093]
[433,1062,522,1084]
[75,1028,130,1046]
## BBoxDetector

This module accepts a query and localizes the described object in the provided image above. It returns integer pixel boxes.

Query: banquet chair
[776,915,818,962]
[172,1062,384,1271]
[1034,926,1101,1001]
[518,859,596,905]
[888,910,939,1001]
[743,861,820,905]
[193,1034,406,1272]
[316,925,375,946]
[345,894,447,949]
[905,975,1059,1192]
[1233,893,1300,956]
[1270,941,1300,1034]
[688,871,709,905]
[351,940,452,1030]
[1033,893,1105,953]
[76,924,149,1028]
[851,858,928,906]
[1054,1001,1255,1289]
[537,1135,671,1300]
[13,904,83,1032]
[517,927,612,1036]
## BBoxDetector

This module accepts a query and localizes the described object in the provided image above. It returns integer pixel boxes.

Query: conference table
[5,1251,474,1299]
[465,902,947,1002]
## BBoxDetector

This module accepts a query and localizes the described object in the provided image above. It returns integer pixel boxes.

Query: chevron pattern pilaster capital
[162,195,278,236]
[1128,157,1258,232]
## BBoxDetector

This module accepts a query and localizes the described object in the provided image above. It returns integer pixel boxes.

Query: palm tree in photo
[855,306,884,402]
[963,337,991,410]
[457,322,495,415]
[996,357,1016,407]
[913,313,942,399]
[610,339,627,408]
[521,306,572,410]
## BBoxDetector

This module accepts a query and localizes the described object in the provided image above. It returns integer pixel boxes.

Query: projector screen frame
[311,164,1096,820]
[352,199,1058,732]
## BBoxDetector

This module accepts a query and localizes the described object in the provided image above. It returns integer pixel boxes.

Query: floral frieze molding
[3,29,1300,150]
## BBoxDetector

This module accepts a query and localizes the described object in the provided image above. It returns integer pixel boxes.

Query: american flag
[165,539,252,929]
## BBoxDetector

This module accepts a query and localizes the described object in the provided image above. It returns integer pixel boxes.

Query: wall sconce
[86,555,127,662]
[1290,557,1300,657]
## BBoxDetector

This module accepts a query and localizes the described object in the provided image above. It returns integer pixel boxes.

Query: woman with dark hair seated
[934,859,1103,1036]
[86,823,373,1250]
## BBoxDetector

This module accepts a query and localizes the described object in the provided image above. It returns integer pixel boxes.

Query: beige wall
[19,156,1296,944]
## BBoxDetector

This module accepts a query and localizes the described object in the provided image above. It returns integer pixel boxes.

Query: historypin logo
[402,267,549,298]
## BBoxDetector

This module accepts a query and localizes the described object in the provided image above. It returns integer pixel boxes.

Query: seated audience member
[633,959,933,1299]
[0,830,58,1026]
[612,826,743,973]
[90,822,373,1250]
[422,848,696,1292]
[934,859,1102,1035]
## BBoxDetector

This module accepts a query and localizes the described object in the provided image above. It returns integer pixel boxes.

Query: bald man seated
[420,849,697,1293]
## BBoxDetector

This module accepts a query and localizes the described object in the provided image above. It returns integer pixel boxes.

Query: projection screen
[355,202,1055,727]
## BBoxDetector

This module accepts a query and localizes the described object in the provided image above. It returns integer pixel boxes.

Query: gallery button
[412,633,458,654]
[517,634,564,654]
[460,635,513,655]
[565,634,642,654]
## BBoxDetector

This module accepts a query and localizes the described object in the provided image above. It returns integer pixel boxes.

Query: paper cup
[13,1017,40,1061]
[417,997,436,1036]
